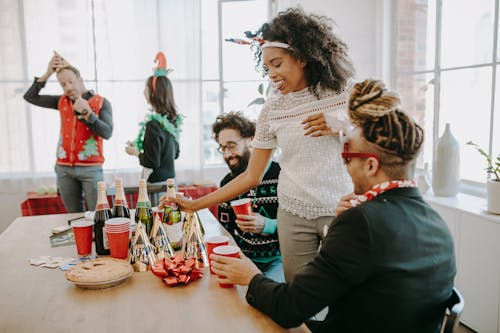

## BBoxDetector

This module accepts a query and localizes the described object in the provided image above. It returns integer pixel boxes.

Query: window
[0,0,269,177]
[202,0,270,166]
[395,0,499,184]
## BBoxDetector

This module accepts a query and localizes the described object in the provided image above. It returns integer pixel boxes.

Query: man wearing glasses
[212,111,284,282]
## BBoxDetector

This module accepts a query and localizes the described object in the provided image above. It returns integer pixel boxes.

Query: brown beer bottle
[94,181,112,255]
[112,177,130,218]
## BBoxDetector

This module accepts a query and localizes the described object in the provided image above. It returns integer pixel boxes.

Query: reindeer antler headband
[225,31,291,50]
[152,51,173,93]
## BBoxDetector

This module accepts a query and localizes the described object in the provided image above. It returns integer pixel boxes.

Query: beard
[225,148,251,175]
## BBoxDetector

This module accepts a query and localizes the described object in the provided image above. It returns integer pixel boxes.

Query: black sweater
[246,187,456,333]
[139,119,179,183]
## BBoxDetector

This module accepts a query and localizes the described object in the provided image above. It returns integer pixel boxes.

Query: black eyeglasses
[217,138,245,154]
[341,143,380,164]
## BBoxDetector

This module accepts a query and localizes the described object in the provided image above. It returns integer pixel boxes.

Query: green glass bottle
[135,179,153,237]
[164,202,182,251]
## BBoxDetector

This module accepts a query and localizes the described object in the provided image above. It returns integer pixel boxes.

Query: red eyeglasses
[341,143,380,164]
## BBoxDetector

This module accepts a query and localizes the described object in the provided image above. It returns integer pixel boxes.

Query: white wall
[277,0,392,83]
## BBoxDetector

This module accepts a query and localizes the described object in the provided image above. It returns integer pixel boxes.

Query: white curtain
[0,0,202,182]
[0,0,203,227]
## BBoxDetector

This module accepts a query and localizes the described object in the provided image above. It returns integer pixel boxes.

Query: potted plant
[467,141,500,214]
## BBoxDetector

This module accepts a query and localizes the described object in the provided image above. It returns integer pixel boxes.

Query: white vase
[487,180,500,214]
[417,162,431,194]
[432,123,460,197]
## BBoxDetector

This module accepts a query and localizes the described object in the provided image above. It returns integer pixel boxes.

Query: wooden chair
[442,287,465,333]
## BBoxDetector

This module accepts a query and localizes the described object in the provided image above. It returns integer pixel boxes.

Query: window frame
[393,0,499,197]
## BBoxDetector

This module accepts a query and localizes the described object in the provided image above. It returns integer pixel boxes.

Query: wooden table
[0,209,306,333]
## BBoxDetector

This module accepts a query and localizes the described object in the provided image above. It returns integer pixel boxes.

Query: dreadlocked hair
[212,111,256,142]
[252,7,355,98]
[146,75,178,124]
[348,79,424,176]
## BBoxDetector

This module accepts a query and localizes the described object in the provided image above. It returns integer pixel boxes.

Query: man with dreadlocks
[126,52,182,184]
[209,79,456,333]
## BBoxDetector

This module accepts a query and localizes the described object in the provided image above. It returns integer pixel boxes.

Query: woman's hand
[302,113,334,137]
[159,192,199,213]
[211,251,261,286]
[125,141,139,157]
[336,193,358,216]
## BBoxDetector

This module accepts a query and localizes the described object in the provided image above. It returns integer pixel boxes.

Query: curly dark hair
[212,111,256,142]
[348,79,424,178]
[251,7,355,97]
[146,75,178,124]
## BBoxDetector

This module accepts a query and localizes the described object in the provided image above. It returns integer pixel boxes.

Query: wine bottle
[112,177,130,218]
[135,179,153,237]
[94,181,112,255]
[164,202,183,251]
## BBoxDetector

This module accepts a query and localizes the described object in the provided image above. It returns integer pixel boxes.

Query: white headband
[261,41,291,50]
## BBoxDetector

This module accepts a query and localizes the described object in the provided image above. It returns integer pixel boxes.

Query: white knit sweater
[252,87,353,219]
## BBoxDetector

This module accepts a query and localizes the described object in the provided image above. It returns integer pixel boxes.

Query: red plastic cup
[205,235,229,274]
[230,198,252,216]
[106,231,130,259]
[105,218,130,259]
[71,220,94,256]
[213,245,240,288]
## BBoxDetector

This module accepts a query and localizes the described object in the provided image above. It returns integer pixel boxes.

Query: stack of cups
[105,218,131,259]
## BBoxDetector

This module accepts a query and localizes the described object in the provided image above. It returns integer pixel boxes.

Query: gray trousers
[55,164,104,213]
[277,208,335,282]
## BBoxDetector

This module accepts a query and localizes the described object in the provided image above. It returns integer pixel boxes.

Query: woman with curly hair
[126,52,182,184]
[165,8,354,281]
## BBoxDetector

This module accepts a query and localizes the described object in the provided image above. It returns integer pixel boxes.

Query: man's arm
[245,208,373,328]
[23,55,64,109]
[23,78,60,109]
[84,98,113,139]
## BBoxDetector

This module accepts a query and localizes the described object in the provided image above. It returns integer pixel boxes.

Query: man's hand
[38,54,68,82]
[235,212,266,234]
[211,251,261,286]
[73,97,92,121]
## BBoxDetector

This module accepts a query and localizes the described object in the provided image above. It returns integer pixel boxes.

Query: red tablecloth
[21,185,219,217]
